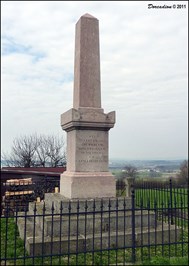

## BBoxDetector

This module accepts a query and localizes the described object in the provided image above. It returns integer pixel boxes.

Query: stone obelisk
[60,13,116,198]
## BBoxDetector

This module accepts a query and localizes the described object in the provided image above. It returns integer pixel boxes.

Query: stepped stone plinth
[17,194,181,256]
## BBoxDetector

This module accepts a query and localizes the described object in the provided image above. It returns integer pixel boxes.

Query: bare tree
[2,134,66,167]
[35,135,49,167]
[118,165,138,197]
[45,135,66,167]
[2,134,38,167]
[123,165,137,179]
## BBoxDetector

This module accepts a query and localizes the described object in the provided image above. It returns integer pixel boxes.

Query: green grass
[1,218,188,265]
[135,188,188,229]
[142,256,188,265]
[135,188,188,209]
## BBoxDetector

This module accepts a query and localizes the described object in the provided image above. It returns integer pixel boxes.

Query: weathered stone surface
[25,224,180,256]
[66,130,109,172]
[73,14,101,109]
[17,199,181,256]
[43,194,132,213]
[60,172,116,198]
[61,108,115,131]
[60,13,116,199]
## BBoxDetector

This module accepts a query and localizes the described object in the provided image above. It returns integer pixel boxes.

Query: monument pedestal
[60,108,116,199]
[60,171,116,198]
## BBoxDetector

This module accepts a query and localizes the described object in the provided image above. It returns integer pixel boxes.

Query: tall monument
[16,14,178,257]
[60,13,116,198]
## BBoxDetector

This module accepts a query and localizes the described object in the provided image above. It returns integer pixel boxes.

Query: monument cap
[82,13,97,19]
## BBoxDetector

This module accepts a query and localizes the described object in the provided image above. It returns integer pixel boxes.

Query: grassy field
[113,170,179,181]
[135,188,188,229]
[1,217,188,265]
[135,188,188,208]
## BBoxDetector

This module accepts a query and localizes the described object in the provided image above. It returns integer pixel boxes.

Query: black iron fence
[1,177,188,223]
[1,185,188,265]
[134,179,188,207]
[134,179,188,228]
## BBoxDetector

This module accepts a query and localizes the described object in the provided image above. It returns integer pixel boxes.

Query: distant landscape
[1,159,186,181]
[109,158,184,169]
[109,159,186,180]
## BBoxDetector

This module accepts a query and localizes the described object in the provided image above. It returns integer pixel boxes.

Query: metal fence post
[169,178,173,225]
[131,188,136,263]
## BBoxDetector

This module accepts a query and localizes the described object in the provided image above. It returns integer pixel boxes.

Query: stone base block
[22,223,181,256]
[17,197,181,256]
[60,171,116,198]
[43,194,132,213]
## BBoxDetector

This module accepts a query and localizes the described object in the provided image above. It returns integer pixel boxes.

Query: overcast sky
[1,1,188,160]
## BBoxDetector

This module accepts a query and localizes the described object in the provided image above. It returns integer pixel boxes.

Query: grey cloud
[1,1,188,159]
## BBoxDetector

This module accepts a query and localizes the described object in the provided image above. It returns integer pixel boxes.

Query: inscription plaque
[76,131,108,171]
